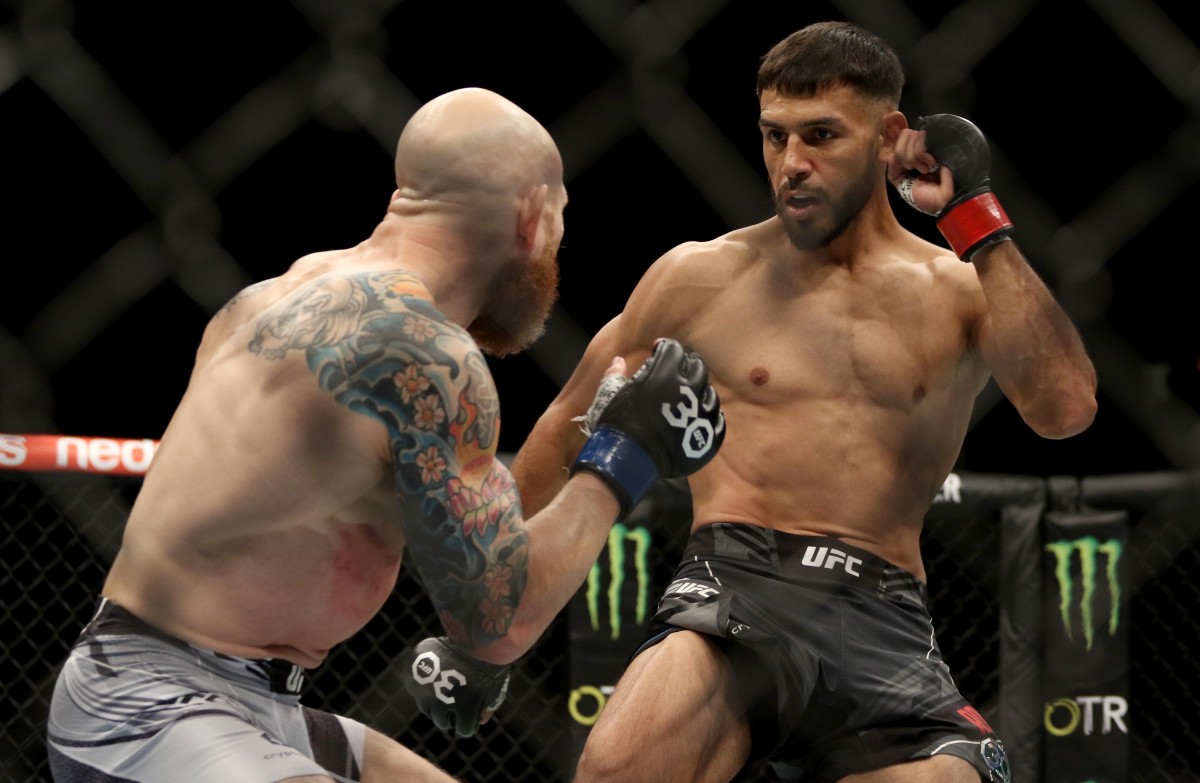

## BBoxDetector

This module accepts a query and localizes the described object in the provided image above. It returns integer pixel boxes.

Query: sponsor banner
[567,522,655,762]
[575,523,652,642]
[1042,511,1130,783]
[0,433,159,475]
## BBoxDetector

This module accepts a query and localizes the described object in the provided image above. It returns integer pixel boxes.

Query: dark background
[3,0,1198,478]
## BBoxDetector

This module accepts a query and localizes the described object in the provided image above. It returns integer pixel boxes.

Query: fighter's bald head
[387,89,567,357]
[394,87,563,206]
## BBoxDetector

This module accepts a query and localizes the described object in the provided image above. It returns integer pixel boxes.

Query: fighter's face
[759,86,885,251]
[469,199,563,357]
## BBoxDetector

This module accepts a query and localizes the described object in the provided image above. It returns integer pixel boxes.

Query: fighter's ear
[880,110,907,157]
[516,183,548,254]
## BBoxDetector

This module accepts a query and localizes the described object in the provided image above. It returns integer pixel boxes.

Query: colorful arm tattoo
[248,271,527,647]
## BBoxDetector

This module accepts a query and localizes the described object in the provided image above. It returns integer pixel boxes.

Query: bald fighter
[511,22,1096,783]
[46,87,724,782]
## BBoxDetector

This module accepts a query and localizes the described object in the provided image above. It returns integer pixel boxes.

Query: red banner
[0,434,160,476]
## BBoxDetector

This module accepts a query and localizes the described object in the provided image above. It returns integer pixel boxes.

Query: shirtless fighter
[509,21,1096,783]
[45,87,723,782]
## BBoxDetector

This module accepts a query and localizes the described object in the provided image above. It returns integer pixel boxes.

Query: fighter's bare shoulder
[896,230,989,294]
[879,231,992,337]
[648,224,766,281]
[616,227,755,342]
[633,224,762,296]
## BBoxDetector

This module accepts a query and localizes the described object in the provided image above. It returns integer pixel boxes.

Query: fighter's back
[103,249,408,669]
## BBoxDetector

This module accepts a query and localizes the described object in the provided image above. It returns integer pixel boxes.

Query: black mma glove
[570,338,725,519]
[917,114,1015,262]
[406,636,510,738]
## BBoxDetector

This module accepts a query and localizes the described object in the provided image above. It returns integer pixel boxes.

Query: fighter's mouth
[781,193,820,213]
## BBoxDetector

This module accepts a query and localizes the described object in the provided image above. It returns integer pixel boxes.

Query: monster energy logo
[1044,536,1123,651]
[587,524,651,639]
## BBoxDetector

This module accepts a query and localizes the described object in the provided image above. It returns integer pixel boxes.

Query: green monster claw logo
[1044,536,1122,650]
[587,524,651,639]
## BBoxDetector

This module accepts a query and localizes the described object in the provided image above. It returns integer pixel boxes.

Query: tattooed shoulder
[246,270,499,441]
[219,279,273,314]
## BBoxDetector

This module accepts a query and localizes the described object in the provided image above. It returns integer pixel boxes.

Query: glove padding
[917,114,1014,261]
[570,338,725,518]
[406,636,510,738]
[572,373,629,436]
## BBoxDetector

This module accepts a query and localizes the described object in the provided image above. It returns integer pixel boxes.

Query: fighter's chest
[692,282,968,407]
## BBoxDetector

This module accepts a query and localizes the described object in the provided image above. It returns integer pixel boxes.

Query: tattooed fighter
[46,87,724,783]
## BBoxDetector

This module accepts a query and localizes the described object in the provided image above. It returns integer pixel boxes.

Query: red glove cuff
[936,192,1014,261]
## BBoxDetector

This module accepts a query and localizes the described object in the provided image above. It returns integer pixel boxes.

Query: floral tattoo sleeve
[249,271,527,647]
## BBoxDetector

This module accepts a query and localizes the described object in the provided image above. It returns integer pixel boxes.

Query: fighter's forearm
[467,473,619,664]
[510,403,588,516]
[892,115,1097,438]
[973,241,1097,438]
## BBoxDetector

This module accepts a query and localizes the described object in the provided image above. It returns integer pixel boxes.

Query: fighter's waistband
[83,597,306,695]
[683,523,926,599]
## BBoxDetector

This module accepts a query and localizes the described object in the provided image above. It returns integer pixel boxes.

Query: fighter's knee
[929,751,992,782]
[838,753,983,782]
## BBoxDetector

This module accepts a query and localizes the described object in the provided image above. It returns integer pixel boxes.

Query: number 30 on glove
[571,338,725,519]
[406,636,511,738]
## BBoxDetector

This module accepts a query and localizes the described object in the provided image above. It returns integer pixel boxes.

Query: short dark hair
[757,21,904,106]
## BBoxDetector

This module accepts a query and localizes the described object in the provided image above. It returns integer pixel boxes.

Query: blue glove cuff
[570,426,659,518]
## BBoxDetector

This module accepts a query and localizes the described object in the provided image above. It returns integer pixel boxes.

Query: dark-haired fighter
[511,21,1096,783]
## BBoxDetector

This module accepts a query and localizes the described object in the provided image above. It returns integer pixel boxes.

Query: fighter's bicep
[554,318,630,407]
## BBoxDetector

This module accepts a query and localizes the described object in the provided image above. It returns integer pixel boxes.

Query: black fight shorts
[634,523,1011,783]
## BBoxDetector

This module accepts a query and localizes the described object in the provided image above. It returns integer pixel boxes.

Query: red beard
[469,241,560,357]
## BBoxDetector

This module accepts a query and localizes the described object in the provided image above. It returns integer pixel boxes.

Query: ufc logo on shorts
[801,545,863,576]
[412,650,466,705]
[661,386,715,458]
[665,579,720,598]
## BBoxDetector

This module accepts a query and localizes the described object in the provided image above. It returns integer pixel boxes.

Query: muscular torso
[104,252,447,667]
[621,221,989,578]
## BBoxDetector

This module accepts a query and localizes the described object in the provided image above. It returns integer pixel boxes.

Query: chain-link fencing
[3,469,1197,782]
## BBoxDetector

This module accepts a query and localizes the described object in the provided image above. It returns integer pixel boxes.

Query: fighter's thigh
[575,630,751,783]
[837,753,981,783]
[102,713,332,782]
[360,726,459,783]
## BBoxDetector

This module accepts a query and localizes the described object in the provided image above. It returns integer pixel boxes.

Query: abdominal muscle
[686,399,964,582]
